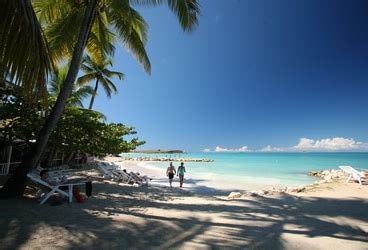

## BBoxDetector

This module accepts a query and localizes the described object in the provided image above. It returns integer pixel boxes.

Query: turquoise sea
[121,152,368,189]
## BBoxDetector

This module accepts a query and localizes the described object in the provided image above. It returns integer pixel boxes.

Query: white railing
[0,162,21,175]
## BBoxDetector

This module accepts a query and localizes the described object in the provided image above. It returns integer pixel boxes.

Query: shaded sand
[1,168,368,250]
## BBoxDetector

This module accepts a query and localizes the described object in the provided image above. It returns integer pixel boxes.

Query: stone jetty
[122,156,214,163]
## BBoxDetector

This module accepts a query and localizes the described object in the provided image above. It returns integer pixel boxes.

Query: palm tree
[78,56,124,110]
[49,65,95,108]
[1,0,200,197]
[0,0,51,95]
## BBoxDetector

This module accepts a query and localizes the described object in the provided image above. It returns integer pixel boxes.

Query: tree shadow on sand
[0,181,367,249]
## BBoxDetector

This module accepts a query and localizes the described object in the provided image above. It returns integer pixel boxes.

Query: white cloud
[237,146,249,152]
[259,145,284,152]
[203,146,250,152]
[293,137,368,152]
[214,146,228,152]
[203,137,368,153]
[215,146,249,152]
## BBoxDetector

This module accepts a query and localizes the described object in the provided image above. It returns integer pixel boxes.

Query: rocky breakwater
[123,157,214,163]
[228,169,347,199]
[307,169,346,183]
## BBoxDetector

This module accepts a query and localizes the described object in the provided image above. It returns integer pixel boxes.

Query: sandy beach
[1,160,367,249]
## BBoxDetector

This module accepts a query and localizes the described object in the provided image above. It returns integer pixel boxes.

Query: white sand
[110,158,314,194]
[0,160,367,249]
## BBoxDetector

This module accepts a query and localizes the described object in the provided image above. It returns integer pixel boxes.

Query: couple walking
[166,162,186,188]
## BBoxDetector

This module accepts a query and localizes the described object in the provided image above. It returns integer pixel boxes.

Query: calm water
[121,152,368,188]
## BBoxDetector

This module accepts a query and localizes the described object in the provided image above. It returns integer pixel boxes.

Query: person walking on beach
[177,162,186,188]
[166,162,176,187]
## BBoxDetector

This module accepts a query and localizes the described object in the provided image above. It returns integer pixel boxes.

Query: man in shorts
[166,162,176,187]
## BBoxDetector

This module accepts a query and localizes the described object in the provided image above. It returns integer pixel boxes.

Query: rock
[286,186,297,193]
[308,171,319,176]
[286,186,305,193]
[228,192,242,199]
[324,175,332,181]
[262,189,270,195]
[249,192,259,197]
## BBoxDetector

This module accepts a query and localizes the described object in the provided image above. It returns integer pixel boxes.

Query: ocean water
[121,152,368,189]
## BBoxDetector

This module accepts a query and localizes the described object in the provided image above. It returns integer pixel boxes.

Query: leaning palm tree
[49,65,95,108]
[1,0,200,197]
[78,56,124,109]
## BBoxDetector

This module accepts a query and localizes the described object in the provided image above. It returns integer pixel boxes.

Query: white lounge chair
[96,162,133,183]
[27,172,87,204]
[129,171,151,186]
[96,162,118,180]
[339,165,367,185]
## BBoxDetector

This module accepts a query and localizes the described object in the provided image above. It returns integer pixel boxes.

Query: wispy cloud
[203,137,368,153]
[203,146,249,152]
[259,145,285,152]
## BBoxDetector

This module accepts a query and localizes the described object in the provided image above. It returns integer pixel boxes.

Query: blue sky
[91,0,368,152]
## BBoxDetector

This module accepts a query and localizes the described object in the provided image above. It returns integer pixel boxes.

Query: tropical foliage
[49,107,144,156]
[0,0,51,95]
[0,86,44,146]
[79,55,124,109]
[49,65,95,107]
[0,86,144,159]
[33,0,150,72]
[0,0,200,197]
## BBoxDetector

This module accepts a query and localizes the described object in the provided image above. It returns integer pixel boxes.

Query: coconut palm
[78,56,124,109]
[0,0,51,95]
[1,0,200,197]
[49,65,95,108]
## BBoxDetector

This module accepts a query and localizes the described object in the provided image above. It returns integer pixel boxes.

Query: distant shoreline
[132,150,184,154]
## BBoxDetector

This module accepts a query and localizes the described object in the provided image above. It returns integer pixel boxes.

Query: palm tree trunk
[0,0,98,198]
[88,79,99,109]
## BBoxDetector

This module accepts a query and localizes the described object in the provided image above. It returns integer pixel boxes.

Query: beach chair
[339,165,367,185]
[27,172,87,204]
[96,162,134,183]
[96,162,118,180]
[129,171,150,186]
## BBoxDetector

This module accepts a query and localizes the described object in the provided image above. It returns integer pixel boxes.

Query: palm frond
[102,69,125,80]
[167,0,200,32]
[45,7,84,63]
[0,0,51,95]
[109,1,151,73]
[89,10,116,59]
[72,85,96,107]
[129,0,200,32]
[100,77,117,98]
[77,73,98,85]
[33,0,73,24]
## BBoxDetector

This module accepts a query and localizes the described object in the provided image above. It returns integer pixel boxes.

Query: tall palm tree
[49,65,95,108]
[78,56,124,109]
[1,0,200,197]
